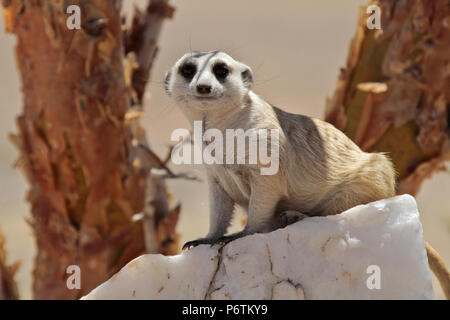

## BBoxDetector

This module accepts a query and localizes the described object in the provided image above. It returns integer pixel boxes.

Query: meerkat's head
[165,51,253,111]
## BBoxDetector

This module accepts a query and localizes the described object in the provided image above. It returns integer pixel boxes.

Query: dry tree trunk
[2,0,177,299]
[325,0,449,195]
[0,229,19,300]
[325,0,450,299]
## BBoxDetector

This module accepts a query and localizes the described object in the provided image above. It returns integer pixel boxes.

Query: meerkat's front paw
[182,237,222,250]
[216,230,250,245]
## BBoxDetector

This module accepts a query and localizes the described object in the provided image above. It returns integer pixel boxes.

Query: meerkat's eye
[213,63,229,80]
[179,63,197,80]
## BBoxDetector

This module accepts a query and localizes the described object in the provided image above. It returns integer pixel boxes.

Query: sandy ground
[0,0,448,299]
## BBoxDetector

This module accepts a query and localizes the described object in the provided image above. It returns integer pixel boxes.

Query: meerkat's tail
[425,241,450,299]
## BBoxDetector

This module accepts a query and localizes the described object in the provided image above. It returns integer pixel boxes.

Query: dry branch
[325,0,450,196]
[123,0,179,254]
[0,229,20,300]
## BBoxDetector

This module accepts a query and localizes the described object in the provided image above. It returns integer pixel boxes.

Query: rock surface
[82,195,434,300]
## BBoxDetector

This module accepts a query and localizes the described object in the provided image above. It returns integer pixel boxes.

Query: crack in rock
[205,246,224,299]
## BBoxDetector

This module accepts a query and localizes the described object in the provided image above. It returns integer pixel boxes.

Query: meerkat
[164,51,450,298]
[165,50,396,246]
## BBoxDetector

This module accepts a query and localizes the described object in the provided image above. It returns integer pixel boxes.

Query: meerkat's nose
[196,84,212,94]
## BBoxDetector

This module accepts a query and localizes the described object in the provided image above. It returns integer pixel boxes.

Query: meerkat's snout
[196,84,212,95]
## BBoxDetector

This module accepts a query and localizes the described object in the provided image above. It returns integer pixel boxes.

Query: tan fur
[201,95,396,221]
[165,51,395,245]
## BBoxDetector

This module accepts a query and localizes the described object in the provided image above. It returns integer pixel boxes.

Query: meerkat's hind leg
[279,210,308,228]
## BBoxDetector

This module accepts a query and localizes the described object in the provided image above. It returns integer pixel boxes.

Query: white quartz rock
[82,195,434,300]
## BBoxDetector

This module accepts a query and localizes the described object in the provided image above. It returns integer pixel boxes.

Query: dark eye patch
[179,63,197,80]
[212,63,229,81]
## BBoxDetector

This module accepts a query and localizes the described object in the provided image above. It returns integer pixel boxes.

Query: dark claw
[182,240,200,250]
[182,237,220,250]
[183,232,249,250]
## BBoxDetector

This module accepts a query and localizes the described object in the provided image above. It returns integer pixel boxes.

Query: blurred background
[0,0,448,299]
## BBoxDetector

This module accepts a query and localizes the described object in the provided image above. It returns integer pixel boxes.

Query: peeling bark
[3,0,177,299]
[325,0,450,195]
[124,0,174,104]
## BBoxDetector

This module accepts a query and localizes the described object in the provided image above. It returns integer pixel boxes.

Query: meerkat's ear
[164,69,172,96]
[240,64,253,89]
